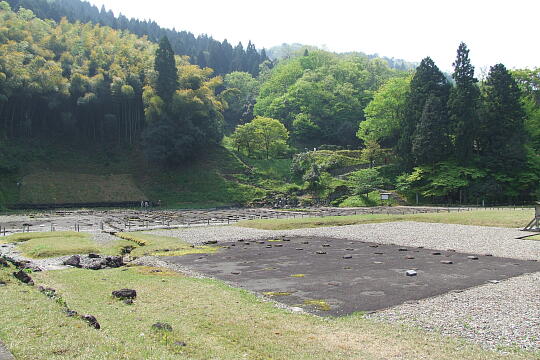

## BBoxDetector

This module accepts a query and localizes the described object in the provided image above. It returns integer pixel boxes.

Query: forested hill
[267,43,418,71]
[4,0,269,76]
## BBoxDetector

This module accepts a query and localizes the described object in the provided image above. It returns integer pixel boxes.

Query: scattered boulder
[204,240,218,245]
[316,251,327,255]
[82,315,100,329]
[63,255,81,268]
[173,341,187,347]
[0,257,8,267]
[468,256,479,260]
[112,289,137,300]
[0,280,6,286]
[441,260,454,265]
[105,256,124,268]
[152,322,172,332]
[13,270,33,285]
[123,299,134,305]
[343,255,353,259]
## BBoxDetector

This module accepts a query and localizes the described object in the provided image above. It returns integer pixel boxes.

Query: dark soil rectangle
[165,236,540,316]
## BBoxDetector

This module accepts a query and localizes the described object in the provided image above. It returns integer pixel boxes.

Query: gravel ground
[152,222,540,352]
[152,221,540,261]
[368,272,540,351]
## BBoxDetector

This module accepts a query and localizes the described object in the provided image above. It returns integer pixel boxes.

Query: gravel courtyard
[152,222,540,351]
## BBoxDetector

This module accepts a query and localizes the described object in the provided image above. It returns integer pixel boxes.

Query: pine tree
[480,64,526,172]
[448,42,480,163]
[412,95,450,165]
[154,36,178,102]
[397,57,450,168]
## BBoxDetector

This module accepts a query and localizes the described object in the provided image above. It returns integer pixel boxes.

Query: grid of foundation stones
[0,206,532,236]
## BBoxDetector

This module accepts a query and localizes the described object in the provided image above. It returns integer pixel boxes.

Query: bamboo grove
[0,3,223,152]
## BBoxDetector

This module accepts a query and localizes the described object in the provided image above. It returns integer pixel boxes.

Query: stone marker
[316,251,327,255]
[343,255,353,259]
[441,260,454,265]
[468,256,479,260]
[406,270,417,277]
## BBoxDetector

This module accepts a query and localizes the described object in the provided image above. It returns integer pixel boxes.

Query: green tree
[448,42,480,163]
[479,64,526,173]
[231,116,289,159]
[358,75,411,147]
[361,139,386,168]
[398,57,450,168]
[411,95,450,165]
[350,168,384,198]
[154,36,177,102]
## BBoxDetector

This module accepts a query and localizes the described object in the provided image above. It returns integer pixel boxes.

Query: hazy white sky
[86,0,538,72]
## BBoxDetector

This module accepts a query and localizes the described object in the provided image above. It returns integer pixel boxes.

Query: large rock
[63,255,81,268]
[82,315,100,329]
[13,270,33,285]
[105,256,124,268]
[112,289,137,300]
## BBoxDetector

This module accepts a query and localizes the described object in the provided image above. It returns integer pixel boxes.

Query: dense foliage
[254,50,399,147]
[4,0,269,76]
[0,3,223,165]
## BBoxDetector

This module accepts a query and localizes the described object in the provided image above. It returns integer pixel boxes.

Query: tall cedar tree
[480,64,526,173]
[154,36,178,102]
[448,42,480,163]
[412,95,450,165]
[397,57,450,168]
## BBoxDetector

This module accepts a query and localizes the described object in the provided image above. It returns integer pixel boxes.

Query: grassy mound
[4,231,131,258]
[236,209,533,230]
[20,172,146,205]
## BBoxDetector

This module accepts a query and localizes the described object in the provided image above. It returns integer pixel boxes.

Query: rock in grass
[152,322,172,332]
[65,309,78,317]
[13,270,33,285]
[104,256,124,268]
[112,289,137,300]
[406,270,417,277]
[174,341,187,347]
[63,255,81,267]
[0,257,8,267]
[82,315,100,329]
[88,253,100,259]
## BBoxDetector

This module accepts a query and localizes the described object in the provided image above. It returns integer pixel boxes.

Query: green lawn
[115,232,217,257]
[236,209,533,230]
[2,231,132,258]
[0,263,533,360]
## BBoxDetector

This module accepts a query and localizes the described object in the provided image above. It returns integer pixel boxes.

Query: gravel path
[152,222,540,352]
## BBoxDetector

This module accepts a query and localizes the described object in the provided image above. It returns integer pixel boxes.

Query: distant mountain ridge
[267,43,418,71]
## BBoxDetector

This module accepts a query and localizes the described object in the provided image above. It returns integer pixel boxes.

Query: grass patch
[115,232,217,257]
[303,299,331,311]
[3,231,133,258]
[237,209,534,230]
[263,292,293,297]
[0,264,531,359]
[290,274,306,278]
